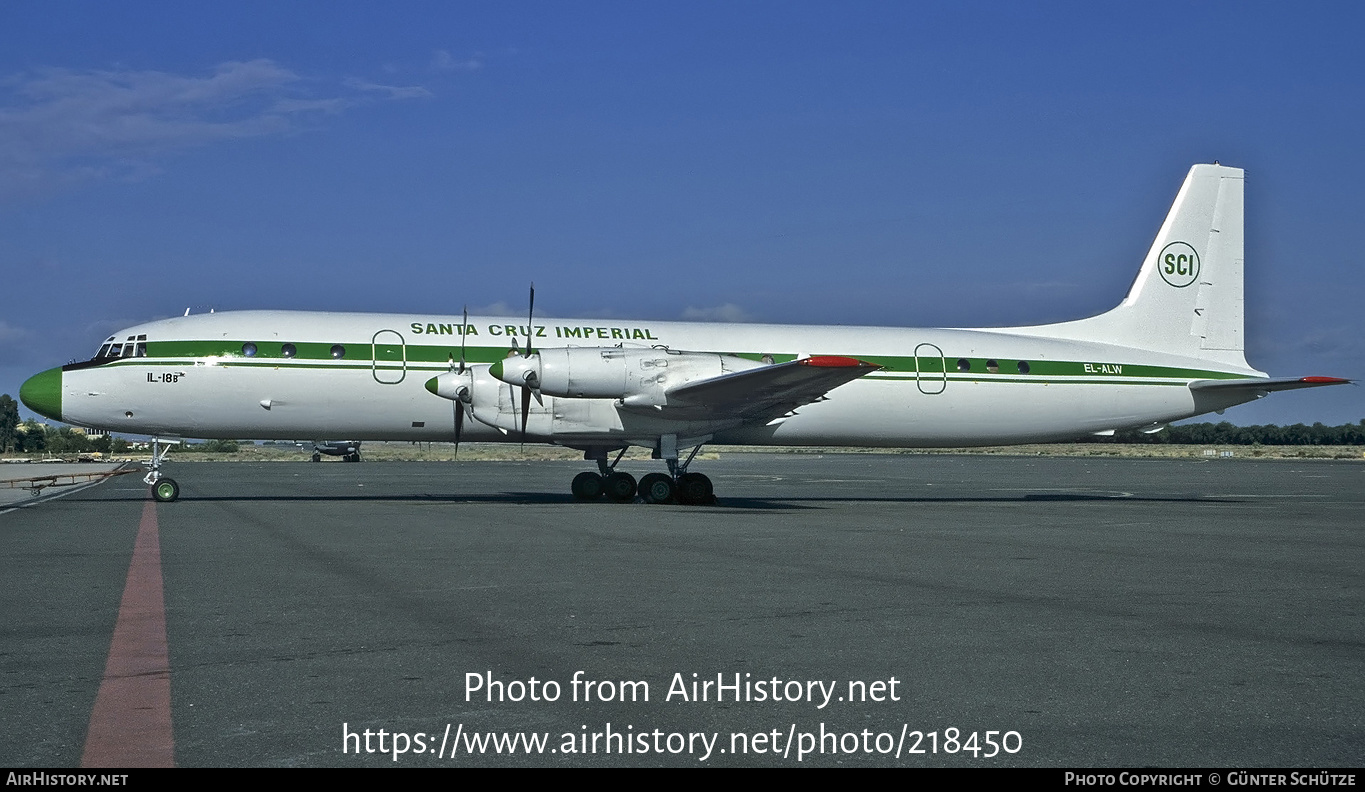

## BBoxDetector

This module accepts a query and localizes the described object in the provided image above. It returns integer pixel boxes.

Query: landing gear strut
[144,438,180,502]
[664,443,713,505]
[568,441,713,505]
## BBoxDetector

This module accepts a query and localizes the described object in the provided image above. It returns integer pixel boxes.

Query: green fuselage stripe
[95,341,1249,384]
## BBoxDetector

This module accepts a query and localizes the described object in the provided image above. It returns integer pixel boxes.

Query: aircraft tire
[676,472,713,505]
[152,478,180,503]
[603,472,637,502]
[571,471,604,500]
[638,473,675,504]
[312,453,321,462]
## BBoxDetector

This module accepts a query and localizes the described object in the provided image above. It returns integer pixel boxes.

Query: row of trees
[0,420,132,455]
[1086,420,1365,446]
[0,421,238,454]
[2,395,239,453]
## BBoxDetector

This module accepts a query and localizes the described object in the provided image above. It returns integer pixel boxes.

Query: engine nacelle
[491,347,766,407]
[425,359,754,441]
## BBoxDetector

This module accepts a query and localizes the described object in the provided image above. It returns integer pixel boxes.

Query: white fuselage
[51,309,1261,447]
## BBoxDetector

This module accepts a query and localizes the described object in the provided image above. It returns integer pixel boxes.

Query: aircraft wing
[660,355,881,419]
[1188,376,1351,395]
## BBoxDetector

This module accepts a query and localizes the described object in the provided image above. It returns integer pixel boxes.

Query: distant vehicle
[308,441,361,463]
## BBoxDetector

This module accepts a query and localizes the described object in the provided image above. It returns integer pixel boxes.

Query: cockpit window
[93,334,149,361]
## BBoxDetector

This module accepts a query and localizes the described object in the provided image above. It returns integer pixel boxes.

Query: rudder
[1022,164,1254,371]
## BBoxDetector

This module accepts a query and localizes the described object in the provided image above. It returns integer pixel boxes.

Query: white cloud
[681,303,754,322]
[0,321,33,365]
[0,320,29,344]
[0,60,432,202]
[271,97,351,115]
[431,50,483,73]
[467,301,521,317]
[344,79,434,101]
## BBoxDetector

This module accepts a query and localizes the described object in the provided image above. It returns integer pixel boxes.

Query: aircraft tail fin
[1025,163,1255,371]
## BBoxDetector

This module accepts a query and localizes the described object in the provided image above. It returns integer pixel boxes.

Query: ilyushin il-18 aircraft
[19,164,1348,504]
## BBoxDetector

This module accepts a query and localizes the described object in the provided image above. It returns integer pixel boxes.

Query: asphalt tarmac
[2,454,1361,767]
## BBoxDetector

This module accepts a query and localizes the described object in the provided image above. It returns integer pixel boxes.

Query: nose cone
[490,355,537,386]
[19,367,63,421]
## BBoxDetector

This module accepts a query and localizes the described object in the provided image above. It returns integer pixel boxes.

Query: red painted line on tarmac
[81,498,175,768]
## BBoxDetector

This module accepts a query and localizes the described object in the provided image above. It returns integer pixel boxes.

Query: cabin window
[1017,361,1031,374]
[282,343,297,358]
[986,359,999,374]
[331,344,346,359]
[242,342,258,357]
[956,358,970,372]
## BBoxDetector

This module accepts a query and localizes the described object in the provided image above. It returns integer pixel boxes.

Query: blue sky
[1,2,1361,425]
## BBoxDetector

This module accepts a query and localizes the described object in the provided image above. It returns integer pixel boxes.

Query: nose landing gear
[144,438,181,502]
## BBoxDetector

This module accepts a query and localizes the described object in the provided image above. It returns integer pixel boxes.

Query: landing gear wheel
[346,453,361,462]
[152,478,180,503]
[676,472,713,505]
[638,473,675,504]
[312,452,322,462]
[603,472,637,502]
[571,471,604,500]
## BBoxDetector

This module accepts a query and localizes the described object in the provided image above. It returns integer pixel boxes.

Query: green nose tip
[424,376,439,395]
[19,367,63,421]
[489,360,503,380]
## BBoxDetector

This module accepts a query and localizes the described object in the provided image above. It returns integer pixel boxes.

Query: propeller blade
[453,401,464,458]
[525,283,535,357]
[520,384,532,441]
[458,305,468,374]
[525,371,543,405]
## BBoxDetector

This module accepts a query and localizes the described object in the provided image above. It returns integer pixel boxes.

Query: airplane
[17,163,1349,504]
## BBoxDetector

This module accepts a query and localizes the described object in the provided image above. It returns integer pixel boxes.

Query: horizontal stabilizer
[1188,376,1351,395]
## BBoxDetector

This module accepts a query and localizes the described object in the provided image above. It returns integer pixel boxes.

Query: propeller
[515,284,537,441]
[484,284,542,442]
[450,306,473,456]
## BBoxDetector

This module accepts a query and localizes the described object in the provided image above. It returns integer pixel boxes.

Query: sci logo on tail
[1159,241,1200,287]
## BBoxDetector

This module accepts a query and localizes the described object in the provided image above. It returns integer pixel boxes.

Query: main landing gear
[570,444,715,505]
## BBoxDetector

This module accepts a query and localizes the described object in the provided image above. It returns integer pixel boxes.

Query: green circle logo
[1158,241,1200,288]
